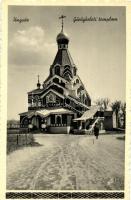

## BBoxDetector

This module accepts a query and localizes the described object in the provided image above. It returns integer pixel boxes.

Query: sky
[8,6,126,120]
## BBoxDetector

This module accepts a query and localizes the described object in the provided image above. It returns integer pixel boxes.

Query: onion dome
[56,31,69,44]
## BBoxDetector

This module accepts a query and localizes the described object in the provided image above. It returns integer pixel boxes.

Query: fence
[7,133,34,154]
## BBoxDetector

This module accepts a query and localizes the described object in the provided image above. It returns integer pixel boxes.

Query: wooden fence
[7,133,34,153]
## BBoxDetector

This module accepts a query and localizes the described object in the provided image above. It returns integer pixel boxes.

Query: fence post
[25,133,27,145]
[17,134,19,145]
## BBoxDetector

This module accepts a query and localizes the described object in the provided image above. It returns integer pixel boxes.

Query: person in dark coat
[94,123,99,139]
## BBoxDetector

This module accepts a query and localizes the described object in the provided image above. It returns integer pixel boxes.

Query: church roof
[57,31,69,44]
[28,88,42,94]
[36,108,74,118]
[19,108,74,118]
[52,49,75,66]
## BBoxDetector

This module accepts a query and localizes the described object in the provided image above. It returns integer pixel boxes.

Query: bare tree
[103,98,110,110]
[111,101,121,128]
[95,98,104,111]
[120,102,126,128]
[95,98,110,111]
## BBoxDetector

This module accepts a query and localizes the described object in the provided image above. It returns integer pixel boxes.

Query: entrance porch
[20,108,76,134]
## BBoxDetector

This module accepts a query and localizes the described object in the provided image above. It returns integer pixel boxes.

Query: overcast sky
[8,6,126,120]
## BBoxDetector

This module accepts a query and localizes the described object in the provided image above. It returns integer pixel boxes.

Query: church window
[65,98,70,104]
[74,68,77,76]
[55,65,60,76]
[51,115,55,124]
[82,94,85,103]
[53,77,59,84]
[38,101,41,107]
[43,97,46,105]
[23,118,28,125]
[63,66,72,80]
[77,86,84,94]
[49,94,54,102]
[61,81,65,87]
[21,117,28,128]
[62,114,67,124]
[76,79,79,84]
[46,93,56,103]
[73,82,76,86]
[56,115,62,124]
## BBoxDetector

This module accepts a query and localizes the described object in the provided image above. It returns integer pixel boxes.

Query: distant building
[19,16,113,134]
[7,120,20,129]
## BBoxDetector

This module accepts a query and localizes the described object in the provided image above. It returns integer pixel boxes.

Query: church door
[31,116,40,131]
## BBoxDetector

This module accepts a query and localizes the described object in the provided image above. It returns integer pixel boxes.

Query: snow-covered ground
[7,134,125,190]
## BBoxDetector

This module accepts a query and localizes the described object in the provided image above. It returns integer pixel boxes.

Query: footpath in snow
[7,134,125,190]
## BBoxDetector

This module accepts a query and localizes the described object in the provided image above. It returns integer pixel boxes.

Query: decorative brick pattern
[6,192,124,199]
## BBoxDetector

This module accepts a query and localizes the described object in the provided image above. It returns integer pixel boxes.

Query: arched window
[55,65,60,76]
[21,117,28,128]
[46,93,56,103]
[31,116,41,130]
[76,79,79,84]
[53,77,59,84]
[23,118,28,125]
[61,81,65,87]
[77,86,84,94]
[56,115,61,124]
[82,94,85,103]
[74,67,77,76]
[65,98,70,104]
[73,81,76,86]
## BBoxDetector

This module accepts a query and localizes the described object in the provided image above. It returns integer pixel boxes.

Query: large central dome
[56,31,69,44]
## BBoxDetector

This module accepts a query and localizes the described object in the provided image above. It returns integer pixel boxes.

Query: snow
[7,134,125,190]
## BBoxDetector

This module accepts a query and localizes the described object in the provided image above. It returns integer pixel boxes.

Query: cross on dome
[37,74,41,89]
[59,15,66,32]
[37,75,40,83]
[57,15,69,47]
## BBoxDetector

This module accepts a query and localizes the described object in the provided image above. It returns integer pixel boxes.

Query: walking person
[94,123,99,139]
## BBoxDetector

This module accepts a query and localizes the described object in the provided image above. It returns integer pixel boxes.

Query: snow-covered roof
[27,108,74,118]
[73,106,98,121]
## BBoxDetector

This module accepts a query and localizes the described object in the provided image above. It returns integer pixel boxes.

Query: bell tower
[49,15,77,81]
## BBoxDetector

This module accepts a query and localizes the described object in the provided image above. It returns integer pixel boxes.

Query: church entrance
[31,116,41,132]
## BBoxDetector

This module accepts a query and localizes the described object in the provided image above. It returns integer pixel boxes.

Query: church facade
[19,17,113,134]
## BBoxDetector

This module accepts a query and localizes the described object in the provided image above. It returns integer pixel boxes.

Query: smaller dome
[57,31,69,44]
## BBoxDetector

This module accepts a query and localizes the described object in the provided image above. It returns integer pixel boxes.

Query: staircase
[64,103,83,115]
[86,117,99,134]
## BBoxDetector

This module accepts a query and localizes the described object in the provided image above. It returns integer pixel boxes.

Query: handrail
[87,117,99,134]
[65,103,83,114]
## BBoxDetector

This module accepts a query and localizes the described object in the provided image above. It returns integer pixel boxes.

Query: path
[7,134,125,190]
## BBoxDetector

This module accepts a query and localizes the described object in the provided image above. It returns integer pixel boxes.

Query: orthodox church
[19,16,113,134]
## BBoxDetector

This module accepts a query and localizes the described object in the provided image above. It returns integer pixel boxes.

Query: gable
[40,89,64,100]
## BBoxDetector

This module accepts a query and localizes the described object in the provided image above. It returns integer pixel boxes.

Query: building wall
[49,126,70,134]
[104,116,113,130]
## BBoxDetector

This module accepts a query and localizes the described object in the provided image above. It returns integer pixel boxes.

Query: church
[19,16,113,134]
